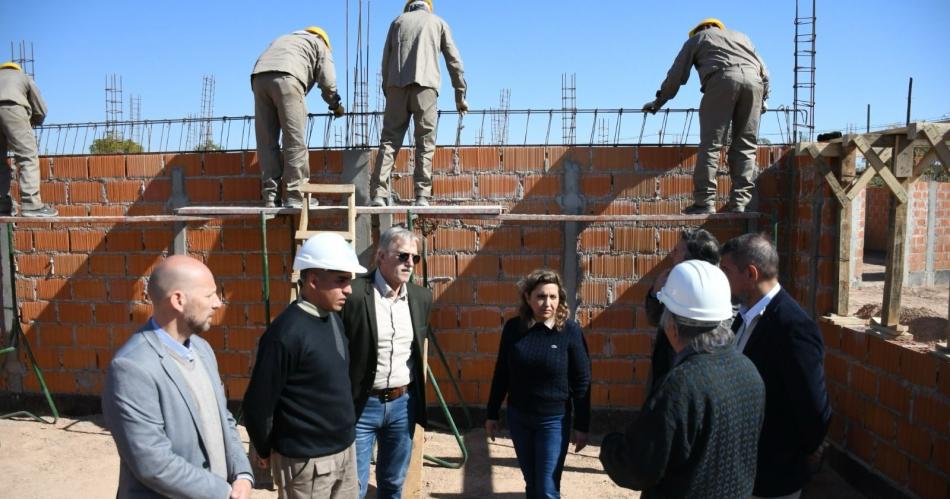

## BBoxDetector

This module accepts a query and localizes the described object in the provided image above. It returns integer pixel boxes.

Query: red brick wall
[822,321,949,499]
[4,145,825,411]
[865,187,891,253]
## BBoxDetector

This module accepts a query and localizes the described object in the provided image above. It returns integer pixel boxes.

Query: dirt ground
[848,259,949,347]
[0,416,865,498]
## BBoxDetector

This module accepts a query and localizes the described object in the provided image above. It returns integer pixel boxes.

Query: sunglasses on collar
[396,252,421,264]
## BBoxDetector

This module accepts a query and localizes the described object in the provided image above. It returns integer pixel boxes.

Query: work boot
[370,196,388,207]
[0,196,13,216]
[263,191,279,208]
[681,203,715,215]
[21,204,59,218]
[284,198,319,209]
[413,197,430,207]
[722,203,746,213]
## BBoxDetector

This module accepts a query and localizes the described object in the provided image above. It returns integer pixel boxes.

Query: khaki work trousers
[272,444,359,499]
[0,104,43,210]
[695,67,764,209]
[372,84,438,200]
[253,72,310,204]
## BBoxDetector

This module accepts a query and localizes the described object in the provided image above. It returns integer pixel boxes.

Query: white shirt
[372,271,415,389]
[735,283,782,352]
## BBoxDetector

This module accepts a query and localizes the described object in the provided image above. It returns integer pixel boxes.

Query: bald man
[102,255,254,499]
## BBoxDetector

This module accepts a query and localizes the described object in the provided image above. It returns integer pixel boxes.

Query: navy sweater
[486,317,591,432]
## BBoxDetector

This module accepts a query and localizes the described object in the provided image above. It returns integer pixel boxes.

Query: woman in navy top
[485,269,591,499]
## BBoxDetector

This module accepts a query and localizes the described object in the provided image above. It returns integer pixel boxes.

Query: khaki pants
[695,67,764,208]
[253,72,310,204]
[272,444,358,499]
[0,104,43,210]
[372,84,438,200]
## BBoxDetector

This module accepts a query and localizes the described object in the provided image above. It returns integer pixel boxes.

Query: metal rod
[905,77,913,126]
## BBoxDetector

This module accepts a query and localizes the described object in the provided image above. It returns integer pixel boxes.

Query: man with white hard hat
[244,232,367,499]
[600,260,765,498]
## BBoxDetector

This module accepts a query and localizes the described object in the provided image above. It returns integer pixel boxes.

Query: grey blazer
[102,326,252,499]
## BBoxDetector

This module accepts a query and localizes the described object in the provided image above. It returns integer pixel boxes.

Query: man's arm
[26,78,47,127]
[242,335,292,459]
[196,341,253,484]
[314,42,341,109]
[653,38,697,108]
[380,22,396,93]
[782,313,831,455]
[440,20,467,101]
[103,358,231,499]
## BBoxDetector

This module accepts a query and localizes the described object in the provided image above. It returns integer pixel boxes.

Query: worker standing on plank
[0,62,57,217]
[252,27,344,209]
[371,0,467,207]
[642,19,770,215]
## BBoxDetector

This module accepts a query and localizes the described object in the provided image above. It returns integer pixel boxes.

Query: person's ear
[747,264,760,282]
[169,290,187,312]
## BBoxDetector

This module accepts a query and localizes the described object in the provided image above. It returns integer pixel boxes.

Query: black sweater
[243,303,355,459]
[486,317,591,432]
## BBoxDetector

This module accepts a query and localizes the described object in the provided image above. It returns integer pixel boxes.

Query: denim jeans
[355,390,415,499]
[507,405,571,499]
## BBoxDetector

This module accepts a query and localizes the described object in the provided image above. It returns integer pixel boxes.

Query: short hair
[681,229,720,265]
[518,269,570,330]
[661,309,735,353]
[377,226,420,256]
[721,233,779,280]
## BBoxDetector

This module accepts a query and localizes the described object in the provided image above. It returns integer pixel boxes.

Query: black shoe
[722,203,746,213]
[681,204,715,215]
[21,204,58,218]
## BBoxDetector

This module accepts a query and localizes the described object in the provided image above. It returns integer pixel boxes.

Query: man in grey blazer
[102,255,253,499]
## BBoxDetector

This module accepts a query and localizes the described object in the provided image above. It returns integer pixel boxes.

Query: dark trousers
[507,405,571,499]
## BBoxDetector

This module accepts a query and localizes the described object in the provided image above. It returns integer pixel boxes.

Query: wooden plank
[845,167,879,201]
[298,184,356,194]
[0,215,211,223]
[294,230,352,241]
[919,124,950,169]
[853,135,908,203]
[498,213,766,222]
[807,147,850,207]
[404,338,429,498]
[942,280,950,353]
[176,205,507,216]
[835,149,857,316]
[881,135,913,327]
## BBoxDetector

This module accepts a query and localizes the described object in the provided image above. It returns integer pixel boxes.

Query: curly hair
[518,269,570,330]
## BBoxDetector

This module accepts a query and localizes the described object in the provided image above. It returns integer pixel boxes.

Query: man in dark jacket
[340,226,433,499]
[600,260,765,498]
[721,233,832,498]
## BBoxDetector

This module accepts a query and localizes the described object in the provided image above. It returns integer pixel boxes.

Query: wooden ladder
[290,182,357,298]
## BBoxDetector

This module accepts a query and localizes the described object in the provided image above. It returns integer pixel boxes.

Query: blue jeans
[355,390,415,499]
[507,405,571,499]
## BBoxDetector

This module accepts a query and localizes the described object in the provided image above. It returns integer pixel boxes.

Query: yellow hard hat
[305,26,332,51]
[689,18,725,37]
[404,0,433,12]
[0,62,22,71]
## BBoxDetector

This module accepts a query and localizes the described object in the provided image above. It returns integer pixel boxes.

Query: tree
[89,133,143,154]
[194,139,222,152]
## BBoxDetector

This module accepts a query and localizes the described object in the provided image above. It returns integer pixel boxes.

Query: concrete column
[341,149,377,267]
[557,154,584,313]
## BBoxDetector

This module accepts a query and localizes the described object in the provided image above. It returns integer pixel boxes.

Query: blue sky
[3,0,948,143]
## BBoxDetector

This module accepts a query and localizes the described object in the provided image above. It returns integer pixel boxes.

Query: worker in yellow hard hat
[0,61,57,217]
[251,28,344,209]
[370,0,466,208]
[642,19,770,215]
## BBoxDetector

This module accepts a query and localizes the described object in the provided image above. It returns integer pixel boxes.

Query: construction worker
[0,62,57,217]
[642,19,770,215]
[252,28,345,209]
[371,0,467,207]
[600,260,766,498]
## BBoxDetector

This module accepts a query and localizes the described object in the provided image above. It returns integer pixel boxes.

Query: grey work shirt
[381,10,465,96]
[251,31,338,106]
[654,27,770,107]
[0,69,47,125]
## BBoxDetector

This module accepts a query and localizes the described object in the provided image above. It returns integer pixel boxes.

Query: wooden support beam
[835,149,857,316]
[940,280,950,353]
[852,135,908,203]
[807,145,850,206]
[881,136,913,327]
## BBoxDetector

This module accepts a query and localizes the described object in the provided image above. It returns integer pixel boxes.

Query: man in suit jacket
[340,226,433,499]
[102,255,253,499]
[720,234,832,499]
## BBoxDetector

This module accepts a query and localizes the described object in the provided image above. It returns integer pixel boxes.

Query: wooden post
[834,147,857,316]
[404,338,428,498]
[941,280,950,353]
[881,136,913,328]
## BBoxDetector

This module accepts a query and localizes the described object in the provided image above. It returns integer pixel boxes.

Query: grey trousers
[272,444,359,499]
[695,67,764,208]
[372,84,438,200]
[0,104,43,210]
[253,72,310,203]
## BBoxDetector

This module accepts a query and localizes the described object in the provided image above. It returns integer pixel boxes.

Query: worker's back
[252,32,327,93]
[0,69,46,124]
[382,10,460,92]
[691,28,765,86]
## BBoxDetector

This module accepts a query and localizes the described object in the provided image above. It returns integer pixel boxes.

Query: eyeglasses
[396,252,421,264]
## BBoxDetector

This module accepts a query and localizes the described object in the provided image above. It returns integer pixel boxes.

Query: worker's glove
[328,93,344,117]
[642,100,660,115]
[761,102,768,115]
[456,97,469,115]
[332,104,345,118]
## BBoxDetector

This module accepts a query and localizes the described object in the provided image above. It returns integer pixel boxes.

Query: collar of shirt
[738,282,782,325]
[149,317,193,361]
[296,298,329,319]
[672,345,697,367]
[374,270,408,301]
[528,317,558,330]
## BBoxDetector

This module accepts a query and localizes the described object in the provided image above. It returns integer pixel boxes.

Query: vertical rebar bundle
[793,0,816,142]
[199,75,216,149]
[10,41,35,79]
[561,73,576,144]
[491,89,511,146]
[105,74,124,139]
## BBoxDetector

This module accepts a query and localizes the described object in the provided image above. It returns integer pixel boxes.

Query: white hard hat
[657,260,733,323]
[293,233,367,274]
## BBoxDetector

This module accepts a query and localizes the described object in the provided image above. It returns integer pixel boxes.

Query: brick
[69,229,107,251]
[89,205,124,216]
[657,229,682,252]
[635,254,667,278]
[475,281,519,306]
[864,403,897,439]
[899,348,939,388]
[523,175,560,197]
[584,332,606,355]
[897,420,932,461]
[502,146,546,172]
[185,178,221,202]
[61,349,100,369]
[499,255,545,278]
[592,359,634,381]
[13,231,32,252]
[820,322,842,351]
[609,384,648,408]
[941,362,950,398]
[105,180,142,202]
[53,254,89,276]
[579,227,610,252]
[908,464,947,499]
[591,147,635,171]
[614,227,655,252]
[614,173,656,198]
[217,352,251,375]
[127,255,162,276]
[878,375,910,414]
[430,280,474,305]
[823,353,848,385]
[846,426,874,464]
[126,154,164,177]
[109,279,146,301]
[52,156,88,178]
[933,438,949,476]
[142,178,171,202]
[457,255,499,278]
[220,177,260,202]
[614,280,649,304]
[431,307,458,329]
[589,255,634,278]
[913,392,950,434]
[204,152,243,175]
[435,332,475,353]
[34,230,69,251]
[422,254,455,278]
[478,174,519,198]
[475,331,501,353]
[639,199,692,215]
[88,155,126,177]
[432,175,474,199]
[840,329,869,360]
[15,278,34,301]
[458,147,501,171]
[459,307,504,330]
[36,278,69,300]
[587,200,637,216]
[457,358,495,382]
[588,308,634,330]
[867,337,902,374]
[142,230,174,252]
[69,181,104,203]
[72,279,107,301]
[581,174,612,197]
[480,227,520,252]
[579,281,608,306]
[40,325,74,346]
[523,228,561,251]
[433,228,476,252]
[40,182,67,203]
[107,231,143,252]
[95,304,130,324]
[658,175,695,197]
[225,378,250,400]
[850,363,878,398]
[163,153,202,176]
[89,255,125,276]
[874,442,910,484]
